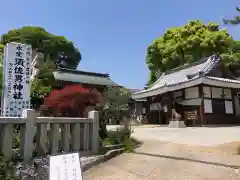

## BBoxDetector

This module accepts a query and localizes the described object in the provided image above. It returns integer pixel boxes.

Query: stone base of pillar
[168,121,186,128]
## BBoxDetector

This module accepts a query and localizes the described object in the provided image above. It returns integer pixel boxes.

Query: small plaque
[50,153,83,180]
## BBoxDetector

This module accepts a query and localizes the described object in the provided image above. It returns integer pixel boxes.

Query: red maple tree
[40,85,101,117]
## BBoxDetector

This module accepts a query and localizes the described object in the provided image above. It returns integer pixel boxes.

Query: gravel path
[131,126,240,146]
[84,142,240,180]
[83,127,240,180]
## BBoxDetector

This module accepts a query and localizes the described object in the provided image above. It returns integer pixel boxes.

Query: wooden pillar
[199,85,205,126]
[146,97,151,124]
[199,101,205,126]
[164,92,172,123]
[231,89,236,115]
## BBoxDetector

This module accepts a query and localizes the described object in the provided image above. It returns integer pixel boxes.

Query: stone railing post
[21,109,36,162]
[88,111,99,154]
[1,124,13,160]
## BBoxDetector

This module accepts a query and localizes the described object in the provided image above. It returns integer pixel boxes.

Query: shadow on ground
[132,151,240,169]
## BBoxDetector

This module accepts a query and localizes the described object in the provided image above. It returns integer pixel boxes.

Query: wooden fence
[0,109,99,162]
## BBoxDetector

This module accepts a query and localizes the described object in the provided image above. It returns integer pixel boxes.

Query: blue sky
[1,0,240,89]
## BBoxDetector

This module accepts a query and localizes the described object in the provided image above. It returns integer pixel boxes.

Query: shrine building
[53,68,119,92]
[132,55,240,126]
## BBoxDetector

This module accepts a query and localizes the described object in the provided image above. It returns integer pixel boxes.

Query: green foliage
[30,53,55,109]
[1,26,81,69]
[97,87,131,139]
[0,26,82,108]
[216,40,240,71]
[102,125,134,152]
[0,44,4,54]
[31,79,52,109]
[31,79,52,99]
[123,136,134,153]
[223,7,240,25]
[101,87,131,109]
[12,129,20,149]
[146,20,233,85]
[0,154,21,180]
[99,86,131,120]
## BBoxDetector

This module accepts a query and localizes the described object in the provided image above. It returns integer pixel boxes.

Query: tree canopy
[1,26,81,69]
[40,85,100,117]
[146,20,237,85]
[97,87,131,124]
[0,26,83,107]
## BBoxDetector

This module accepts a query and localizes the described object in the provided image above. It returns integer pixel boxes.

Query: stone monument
[168,109,186,128]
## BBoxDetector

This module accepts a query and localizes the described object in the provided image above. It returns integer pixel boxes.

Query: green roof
[53,68,118,86]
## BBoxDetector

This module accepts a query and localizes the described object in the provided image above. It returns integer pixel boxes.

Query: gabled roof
[149,56,219,90]
[132,55,240,99]
[53,68,119,86]
[129,89,142,93]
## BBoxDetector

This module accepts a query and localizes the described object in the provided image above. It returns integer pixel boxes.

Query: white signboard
[50,153,83,180]
[225,100,233,114]
[1,42,32,117]
[204,99,213,113]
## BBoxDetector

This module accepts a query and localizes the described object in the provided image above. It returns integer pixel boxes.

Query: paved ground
[83,126,240,180]
[131,126,240,146]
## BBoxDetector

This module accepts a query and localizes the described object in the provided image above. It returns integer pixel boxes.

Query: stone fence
[0,109,99,163]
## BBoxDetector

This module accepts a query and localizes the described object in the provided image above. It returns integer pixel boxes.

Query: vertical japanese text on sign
[1,42,32,117]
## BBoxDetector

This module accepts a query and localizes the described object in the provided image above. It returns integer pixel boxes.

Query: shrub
[102,123,134,149]
[12,130,20,149]
[123,136,133,153]
[99,118,108,140]
[0,154,21,180]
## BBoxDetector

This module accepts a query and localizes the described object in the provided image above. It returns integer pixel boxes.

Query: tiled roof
[132,76,240,99]
[205,76,240,84]
[53,68,118,86]
[146,55,220,91]
[131,55,230,99]
[129,89,142,93]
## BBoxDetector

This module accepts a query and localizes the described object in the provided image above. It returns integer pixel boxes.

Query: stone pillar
[89,111,99,154]
[22,109,36,162]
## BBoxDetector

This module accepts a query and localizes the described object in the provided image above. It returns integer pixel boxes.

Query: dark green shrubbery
[102,124,135,152]
[13,129,20,149]
[0,153,21,180]
[0,129,23,180]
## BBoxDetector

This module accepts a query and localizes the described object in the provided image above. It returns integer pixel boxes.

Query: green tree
[146,20,233,85]
[0,44,4,54]
[30,54,59,109]
[0,26,82,108]
[223,7,240,25]
[221,7,240,70]
[97,87,131,139]
[98,87,131,123]
[221,40,240,67]
[1,26,81,69]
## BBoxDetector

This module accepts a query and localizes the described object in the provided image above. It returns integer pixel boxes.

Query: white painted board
[50,153,83,180]
[225,100,233,114]
[204,99,213,113]
[1,42,32,117]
